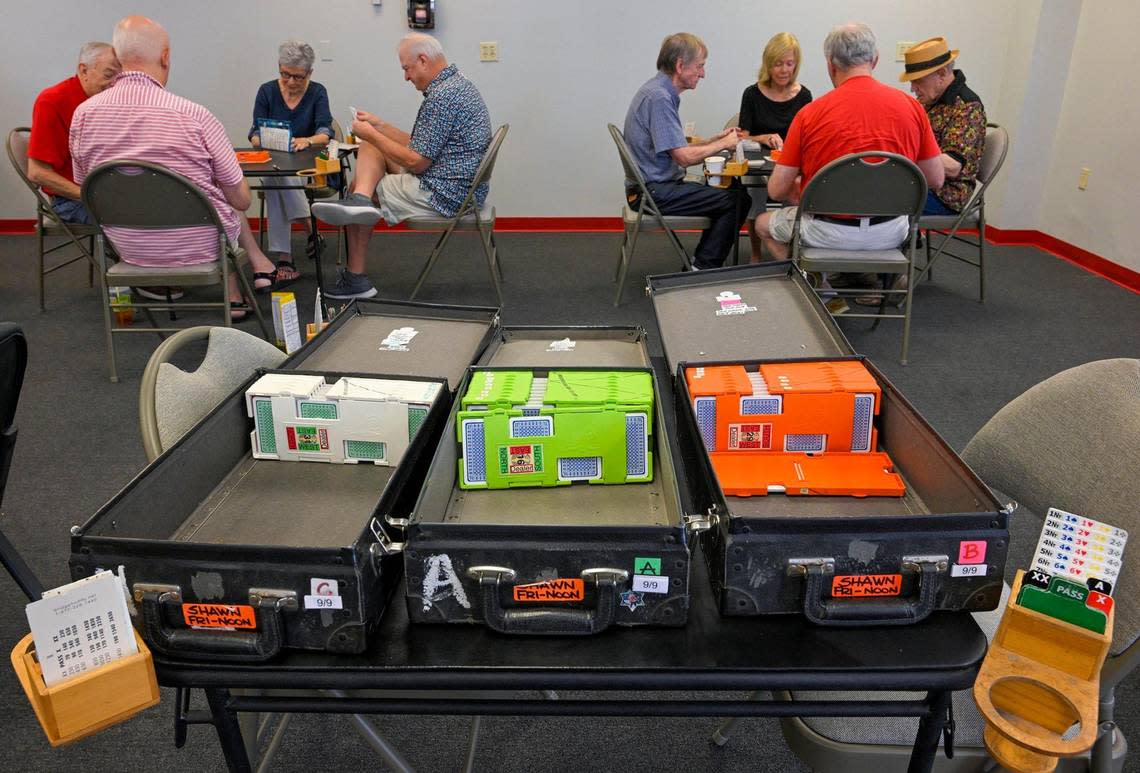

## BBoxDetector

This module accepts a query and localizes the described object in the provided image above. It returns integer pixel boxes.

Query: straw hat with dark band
[898,36,959,82]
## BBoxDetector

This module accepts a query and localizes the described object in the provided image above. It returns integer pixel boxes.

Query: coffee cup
[705,156,726,186]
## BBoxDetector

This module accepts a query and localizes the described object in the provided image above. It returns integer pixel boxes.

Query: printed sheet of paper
[257,118,292,152]
[26,570,137,687]
[1031,507,1127,591]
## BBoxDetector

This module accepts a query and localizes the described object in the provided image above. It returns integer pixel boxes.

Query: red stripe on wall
[985,225,1139,294]
[4,217,1136,293]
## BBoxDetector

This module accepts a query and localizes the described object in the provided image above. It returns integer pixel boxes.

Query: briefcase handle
[135,585,296,662]
[469,567,627,636]
[793,557,947,627]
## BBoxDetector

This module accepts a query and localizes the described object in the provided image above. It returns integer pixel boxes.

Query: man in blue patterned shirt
[314,33,491,299]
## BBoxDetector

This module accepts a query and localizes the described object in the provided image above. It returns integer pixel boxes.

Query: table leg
[733,183,743,267]
[205,687,253,773]
[906,690,951,773]
[307,202,329,319]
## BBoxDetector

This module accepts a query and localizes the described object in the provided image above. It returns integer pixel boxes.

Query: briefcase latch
[248,588,299,611]
[683,507,719,533]
[369,516,406,556]
[786,558,836,577]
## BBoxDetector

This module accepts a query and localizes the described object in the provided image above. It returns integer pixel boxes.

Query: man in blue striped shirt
[623,33,749,269]
[314,33,491,299]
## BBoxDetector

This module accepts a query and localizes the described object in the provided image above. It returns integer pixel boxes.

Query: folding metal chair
[407,123,509,305]
[6,127,100,310]
[608,123,711,306]
[916,123,1010,302]
[81,160,270,382]
[790,152,927,364]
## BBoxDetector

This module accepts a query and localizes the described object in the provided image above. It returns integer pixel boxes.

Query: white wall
[0,1,1132,272]
[1037,0,1140,272]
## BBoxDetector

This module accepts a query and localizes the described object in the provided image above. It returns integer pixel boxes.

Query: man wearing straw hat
[900,36,987,215]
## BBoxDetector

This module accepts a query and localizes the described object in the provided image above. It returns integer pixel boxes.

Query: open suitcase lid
[646,262,854,375]
[286,297,499,389]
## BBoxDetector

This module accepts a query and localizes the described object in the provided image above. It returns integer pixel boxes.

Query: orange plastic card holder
[709,451,906,497]
[235,150,271,164]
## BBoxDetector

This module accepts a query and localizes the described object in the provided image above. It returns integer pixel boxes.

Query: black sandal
[254,272,275,294]
[274,260,300,289]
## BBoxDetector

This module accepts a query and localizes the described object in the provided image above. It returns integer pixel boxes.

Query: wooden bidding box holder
[298,154,342,188]
[973,569,1112,773]
[10,629,160,746]
[704,160,749,189]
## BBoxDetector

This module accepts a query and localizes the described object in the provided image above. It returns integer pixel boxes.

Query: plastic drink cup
[705,156,726,186]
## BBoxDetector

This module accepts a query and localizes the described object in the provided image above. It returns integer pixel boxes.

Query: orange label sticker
[831,574,903,598]
[182,603,257,629]
[512,578,585,603]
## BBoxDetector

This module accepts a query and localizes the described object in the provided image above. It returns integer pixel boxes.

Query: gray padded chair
[138,325,286,461]
[775,358,1140,773]
[407,123,508,305]
[81,160,270,382]
[791,152,927,364]
[916,124,1010,302]
[6,127,100,310]
[608,123,711,305]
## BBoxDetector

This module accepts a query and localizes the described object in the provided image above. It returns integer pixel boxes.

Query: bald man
[69,15,288,313]
[312,33,491,300]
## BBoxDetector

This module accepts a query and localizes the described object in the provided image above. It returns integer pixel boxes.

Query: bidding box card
[1031,507,1127,592]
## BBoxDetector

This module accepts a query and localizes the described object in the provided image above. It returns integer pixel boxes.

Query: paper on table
[740,140,762,152]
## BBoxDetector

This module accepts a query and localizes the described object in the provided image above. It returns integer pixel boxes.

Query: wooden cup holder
[10,629,160,746]
[973,570,1112,773]
[297,155,342,188]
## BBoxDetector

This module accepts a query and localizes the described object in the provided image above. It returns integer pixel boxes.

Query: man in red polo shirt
[28,42,120,225]
[756,23,944,264]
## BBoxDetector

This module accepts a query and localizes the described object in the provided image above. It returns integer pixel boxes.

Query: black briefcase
[70,298,502,659]
[647,263,1007,624]
[396,327,699,634]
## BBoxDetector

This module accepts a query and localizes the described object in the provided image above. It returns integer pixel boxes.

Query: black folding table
[155,554,985,773]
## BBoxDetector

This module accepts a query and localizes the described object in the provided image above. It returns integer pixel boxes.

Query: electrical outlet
[896,41,916,62]
[479,42,499,62]
[319,40,332,62]
[1078,167,1090,191]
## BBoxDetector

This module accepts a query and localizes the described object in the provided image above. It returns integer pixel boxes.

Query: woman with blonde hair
[738,32,812,150]
[739,32,812,261]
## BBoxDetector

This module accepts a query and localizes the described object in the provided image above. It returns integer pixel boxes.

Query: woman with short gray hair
[247,39,335,286]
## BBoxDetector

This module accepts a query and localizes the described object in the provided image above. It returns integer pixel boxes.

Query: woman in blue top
[248,40,334,282]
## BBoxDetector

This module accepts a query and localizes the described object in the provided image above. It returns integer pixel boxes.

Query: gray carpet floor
[0,228,1138,772]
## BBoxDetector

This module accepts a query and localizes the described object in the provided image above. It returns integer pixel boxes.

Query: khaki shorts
[767,207,909,250]
[376,173,440,224]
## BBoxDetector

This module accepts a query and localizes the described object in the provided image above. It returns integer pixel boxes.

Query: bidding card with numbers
[1031,507,1127,591]
[25,569,137,687]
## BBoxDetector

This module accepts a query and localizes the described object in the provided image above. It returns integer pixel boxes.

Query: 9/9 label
[632,574,669,594]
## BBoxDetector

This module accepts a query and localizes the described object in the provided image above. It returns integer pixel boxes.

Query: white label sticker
[379,326,419,351]
[310,578,340,597]
[547,337,576,352]
[950,563,987,578]
[713,290,757,316]
[304,594,344,610]
[632,574,669,594]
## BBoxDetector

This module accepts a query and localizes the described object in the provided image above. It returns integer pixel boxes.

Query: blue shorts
[923,191,956,217]
[50,196,94,225]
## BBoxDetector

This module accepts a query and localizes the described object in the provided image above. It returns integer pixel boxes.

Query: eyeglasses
[279,70,310,82]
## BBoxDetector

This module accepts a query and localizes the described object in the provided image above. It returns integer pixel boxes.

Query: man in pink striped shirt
[70,16,287,311]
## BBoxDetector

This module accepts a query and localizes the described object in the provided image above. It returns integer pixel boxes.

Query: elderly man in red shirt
[27,42,120,225]
[756,23,944,268]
